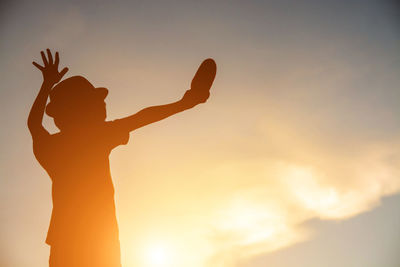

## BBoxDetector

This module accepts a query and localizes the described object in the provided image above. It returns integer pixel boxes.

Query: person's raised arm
[116,89,209,132]
[28,49,68,138]
[115,58,216,133]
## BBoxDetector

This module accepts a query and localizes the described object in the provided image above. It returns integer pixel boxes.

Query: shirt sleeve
[104,119,130,150]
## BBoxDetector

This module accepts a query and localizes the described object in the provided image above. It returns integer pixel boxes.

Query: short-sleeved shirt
[33,120,129,246]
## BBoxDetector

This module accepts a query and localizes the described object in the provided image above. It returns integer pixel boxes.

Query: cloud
[201,130,400,266]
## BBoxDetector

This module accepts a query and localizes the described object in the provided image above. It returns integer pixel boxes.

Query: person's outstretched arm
[28,49,68,138]
[116,89,209,132]
[115,58,216,133]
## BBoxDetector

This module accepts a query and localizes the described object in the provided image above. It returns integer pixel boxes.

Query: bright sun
[145,243,173,267]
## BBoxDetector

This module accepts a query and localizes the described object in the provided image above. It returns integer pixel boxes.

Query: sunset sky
[1,0,400,266]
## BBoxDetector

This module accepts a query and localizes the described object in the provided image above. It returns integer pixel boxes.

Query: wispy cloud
[202,131,400,266]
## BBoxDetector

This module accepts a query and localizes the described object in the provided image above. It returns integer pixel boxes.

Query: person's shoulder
[104,119,124,125]
[102,120,130,146]
[98,120,114,131]
[103,119,127,131]
[94,121,118,136]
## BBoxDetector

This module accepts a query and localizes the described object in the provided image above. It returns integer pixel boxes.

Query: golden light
[214,197,284,247]
[143,242,174,267]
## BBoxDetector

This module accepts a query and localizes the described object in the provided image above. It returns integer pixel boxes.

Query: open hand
[33,49,68,85]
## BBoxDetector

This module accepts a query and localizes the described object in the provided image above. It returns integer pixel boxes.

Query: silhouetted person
[28,49,216,267]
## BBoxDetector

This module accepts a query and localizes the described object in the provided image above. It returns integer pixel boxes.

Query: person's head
[46,76,108,131]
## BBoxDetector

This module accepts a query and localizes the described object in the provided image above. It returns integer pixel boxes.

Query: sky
[1,0,400,266]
